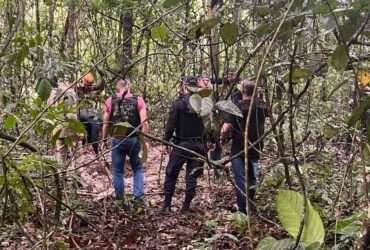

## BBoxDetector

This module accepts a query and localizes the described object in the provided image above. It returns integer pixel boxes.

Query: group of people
[51,70,267,215]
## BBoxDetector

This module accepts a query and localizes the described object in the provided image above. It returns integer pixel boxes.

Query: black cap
[181,76,197,86]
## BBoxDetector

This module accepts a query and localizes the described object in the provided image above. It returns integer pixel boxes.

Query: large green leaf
[187,18,220,40]
[162,0,181,8]
[189,94,214,117]
[189,94,202,114]
[36,79,53,101]
[334,212,365,237]
[312,0,337,14]
[283,67,313,82]
[220,23,239,46]
[277,190,325,247]
[257,236,303,250]
[255,23,271,38]
[200,97,214,117]
[363,143,370,161]
[229,211,248,233]
[322,125,339,139]
[347,96,370,127]
[255,5,271,17]
[215,100,243,117]
[3,114,17,129]
[67,119,86,135]
[187,86,213,97]
[151,23,168,42]
[330,45,349,72]
[111,121,133,138]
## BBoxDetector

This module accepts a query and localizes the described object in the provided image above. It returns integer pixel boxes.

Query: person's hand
[220,137,227,146]
[163,145,171,154]
[207,142,216,151]
[101,141,109,152]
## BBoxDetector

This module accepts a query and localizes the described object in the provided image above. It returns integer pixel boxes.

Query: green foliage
[255,23,270,38]
[364,144,370,161]
[3,113,17,130]
[204,218,218,234]
[257,236,303,250]
[333,212,366,237]
[277,190,325,247]
[55,240,69,250]
[312,0,337,14]
[111,121,133,138]
[162,0,181,8]
[189,94,214,117]
[347,96,370,127]
[187,86,213,97]
[322,124,339,139]
[255,5,271,17]
[229,212,248,233]
[220,23,239,46]
[67,119,86,135]
[188,18,220,40]
[151,23,168,42]
[215,100,242,118]
[330,45,349,72]
[36,79,53,101]
[283,67,313,83]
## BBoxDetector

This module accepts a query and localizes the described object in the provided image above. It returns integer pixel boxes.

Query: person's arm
[137,97,149,134]
[102,111,110,142]
[102,98,111,146]
[164,102,178,142]
[139,107,149,134]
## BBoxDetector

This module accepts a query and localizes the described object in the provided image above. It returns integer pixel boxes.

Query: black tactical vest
[177,95,205,141]
[110,93,140,137]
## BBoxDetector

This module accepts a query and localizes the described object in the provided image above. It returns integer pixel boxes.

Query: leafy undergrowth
[1,142,363,249]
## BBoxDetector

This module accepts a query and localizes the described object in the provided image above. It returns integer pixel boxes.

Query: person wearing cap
[220,79,267,214]
[161,76,207,214]
[77,72,105,155]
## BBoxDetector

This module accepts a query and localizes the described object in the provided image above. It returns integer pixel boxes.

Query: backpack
[109,92,140,138]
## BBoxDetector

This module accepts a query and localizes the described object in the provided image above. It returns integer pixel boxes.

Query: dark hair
[181,76,197,86]
[242,80,256,96]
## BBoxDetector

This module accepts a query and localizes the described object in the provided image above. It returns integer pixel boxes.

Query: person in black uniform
[162,76,207,213]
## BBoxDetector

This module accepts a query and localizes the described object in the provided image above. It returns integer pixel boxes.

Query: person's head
[197,75,211,89]
[83,72,95,87]
[241,79,256,99]
[115,77,130,94]
[179,76,197,95]
[226,68,238,84]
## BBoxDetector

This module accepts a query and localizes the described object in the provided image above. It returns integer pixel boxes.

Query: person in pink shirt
[102,77,149,201]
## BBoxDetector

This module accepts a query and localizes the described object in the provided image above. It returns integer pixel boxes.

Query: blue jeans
[231,157,258,212]
[111,137,144,199]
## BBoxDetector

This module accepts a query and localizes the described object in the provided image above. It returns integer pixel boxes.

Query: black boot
[180,199,195,214]
[160,195,172,214]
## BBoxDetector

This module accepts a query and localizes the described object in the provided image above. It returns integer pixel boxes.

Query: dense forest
[1,0,370,249]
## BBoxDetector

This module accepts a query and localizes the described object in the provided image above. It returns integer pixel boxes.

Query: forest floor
[2,142,356,249]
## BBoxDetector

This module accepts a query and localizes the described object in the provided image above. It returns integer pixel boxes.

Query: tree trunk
[120,10,133,77]
[208,0,221,79]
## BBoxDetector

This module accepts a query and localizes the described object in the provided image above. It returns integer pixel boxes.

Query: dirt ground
[2,143,285,250]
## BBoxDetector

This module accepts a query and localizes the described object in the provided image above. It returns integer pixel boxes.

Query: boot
[180,199,195,214]
[160,204,172,214]
[160,195,172,214]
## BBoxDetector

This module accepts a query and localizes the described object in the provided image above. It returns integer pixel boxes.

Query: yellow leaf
[357,70,370,87]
